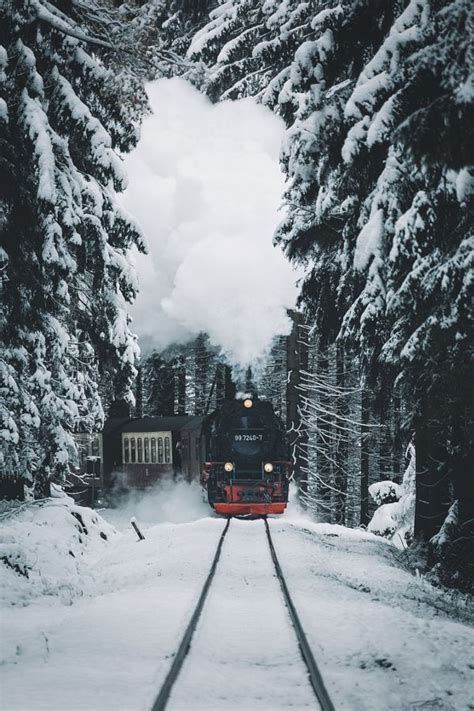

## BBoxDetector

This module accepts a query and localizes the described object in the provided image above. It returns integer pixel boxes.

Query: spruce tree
[1,0,147,496]
[176,0,473,581]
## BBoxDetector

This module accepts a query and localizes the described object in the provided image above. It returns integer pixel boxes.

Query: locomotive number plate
[234,433,263,442]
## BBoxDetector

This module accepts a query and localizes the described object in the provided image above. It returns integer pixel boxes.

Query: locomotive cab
[202,396,290,516]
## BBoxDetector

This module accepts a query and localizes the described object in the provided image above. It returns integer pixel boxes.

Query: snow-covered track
[151,517,232,711]
[151,517,334,710]
[264,518,335,711]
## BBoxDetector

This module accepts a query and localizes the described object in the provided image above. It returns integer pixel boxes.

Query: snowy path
[1,514,227,711]
[267,518,474,710]
[165,518,318,711]
[1,499,473,711]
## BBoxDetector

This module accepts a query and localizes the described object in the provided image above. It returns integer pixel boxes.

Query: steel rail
[263,517,335,711]
[150,517,232,711]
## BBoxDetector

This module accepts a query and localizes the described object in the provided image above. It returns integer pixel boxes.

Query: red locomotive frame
[202,460,290,516]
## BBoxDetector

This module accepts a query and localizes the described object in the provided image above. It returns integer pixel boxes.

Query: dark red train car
[103,416,204,490]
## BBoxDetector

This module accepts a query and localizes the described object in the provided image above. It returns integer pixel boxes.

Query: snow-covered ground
[1,485,473,711]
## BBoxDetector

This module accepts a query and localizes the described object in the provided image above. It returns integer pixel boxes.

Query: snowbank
[368,442,415,547]
[0,494,117,606]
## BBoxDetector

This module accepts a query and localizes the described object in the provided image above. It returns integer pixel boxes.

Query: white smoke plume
[103,477,212,530]
[122,78,299,368]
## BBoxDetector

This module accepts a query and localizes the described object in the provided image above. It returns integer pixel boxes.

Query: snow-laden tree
[368,440,416,546]
[0,0,147,496]
[142,352,176,417]
[176,0,473,583]
[337,1,473,570]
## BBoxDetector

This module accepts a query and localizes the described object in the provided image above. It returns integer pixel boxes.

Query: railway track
[151,518,335,711]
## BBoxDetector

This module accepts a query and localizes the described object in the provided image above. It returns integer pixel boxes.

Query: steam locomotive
[201,396,290,516]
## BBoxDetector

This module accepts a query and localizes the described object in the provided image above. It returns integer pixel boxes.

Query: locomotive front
[202,396,290,516]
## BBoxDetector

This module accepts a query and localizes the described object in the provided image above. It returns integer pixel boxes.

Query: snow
[311,5,343,29]
[368,443,416,548]
[353,208,384,271]
[454,167,474,204]
[0,97,7,122]
[354,0,427,88]
[292,33,334,78]
[367,93,398,147]
[1,488,473,710]
[268,517,474,710]
[369,480,402,506]
[345,71,392,120]
[0,494,117,607]
[52,70,127,191]
[186,6,235,60]
[21,91,56,203]
[341,116,370,164]
[217,26,258,64]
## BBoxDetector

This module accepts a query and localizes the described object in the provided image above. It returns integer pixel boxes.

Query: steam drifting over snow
[104,477,211,530]
[123,78,298,367]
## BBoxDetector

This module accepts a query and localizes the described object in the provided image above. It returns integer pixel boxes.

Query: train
[70,395,291,516]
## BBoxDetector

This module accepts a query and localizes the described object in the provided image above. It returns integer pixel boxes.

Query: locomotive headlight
[224,462,234,472]
[264,463,274,473]
[243,398,253,409]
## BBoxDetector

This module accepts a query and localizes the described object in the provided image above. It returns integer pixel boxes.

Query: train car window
[151,438,157,463]
[144,437,150,462]
[158,437,164,463]
[164,437,171,463]
[137,438,143,463]
[130,437,136,463]
[124,437,130,463]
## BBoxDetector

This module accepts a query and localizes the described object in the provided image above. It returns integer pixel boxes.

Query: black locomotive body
[201,397,290,515]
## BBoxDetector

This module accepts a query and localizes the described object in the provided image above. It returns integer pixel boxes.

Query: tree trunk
[392,388,402,481]
[334,342,347,524]
[33,467,51,499]
[194,333,208,415]
[377,384,393,481]
[215,364,236,407]
[286,311,309,493]
[135,366,143,418]
[360,385,370,526]
[224,365,236,401]
[451,442,474,581]
[314,347,333,521]
[175,356,186,415]
[414,394,451,541]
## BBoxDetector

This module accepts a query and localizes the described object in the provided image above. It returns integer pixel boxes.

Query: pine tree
[1,0,147,496]
[178,0,473,583]
[143,352,175,416]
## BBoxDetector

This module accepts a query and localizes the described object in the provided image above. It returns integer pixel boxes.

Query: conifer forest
[1,2,474,707]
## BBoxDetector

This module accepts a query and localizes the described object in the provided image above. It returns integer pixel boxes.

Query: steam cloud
[122,78,299,367]
[104,477,211,530]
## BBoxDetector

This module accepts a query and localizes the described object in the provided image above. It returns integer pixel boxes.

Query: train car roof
[104,415,204,434]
